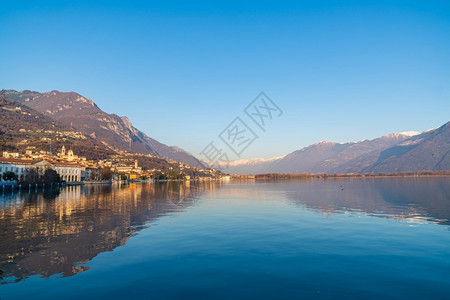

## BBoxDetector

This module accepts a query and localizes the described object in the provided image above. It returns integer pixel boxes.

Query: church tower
[68,149,74,161]
[61,145,66,156]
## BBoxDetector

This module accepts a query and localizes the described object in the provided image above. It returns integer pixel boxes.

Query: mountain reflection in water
[0,181,215,282]
[0,177,449,285]
[280,177,450,226]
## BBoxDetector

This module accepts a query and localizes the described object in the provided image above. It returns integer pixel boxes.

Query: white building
[32,160,82,182]
[53,161,82,182]
[0,158,82,182]
[2,151,20,158]
[0,158,32,180]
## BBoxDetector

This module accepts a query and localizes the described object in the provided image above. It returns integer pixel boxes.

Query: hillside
[0,95,114,159]
[2,90,203,167]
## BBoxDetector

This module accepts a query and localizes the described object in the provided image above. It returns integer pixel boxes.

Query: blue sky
[1,0,449,159]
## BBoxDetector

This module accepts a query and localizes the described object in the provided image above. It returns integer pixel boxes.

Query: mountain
[355,122,450,173]
[2,90,203,167]
[272,141,353,174]
[274,132,419,174]
[0,94,218,175]
[221,123,449,174]
[224,133,416,174]
[216,156,284,175]
[0,94,114,159]
[0,94,70,132]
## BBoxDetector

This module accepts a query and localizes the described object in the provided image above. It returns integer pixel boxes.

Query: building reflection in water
[0,181,215,283]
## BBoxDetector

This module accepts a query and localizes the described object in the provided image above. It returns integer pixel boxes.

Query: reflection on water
[280,177,450,226]
[0,182,218,283]
[0,177,449,290]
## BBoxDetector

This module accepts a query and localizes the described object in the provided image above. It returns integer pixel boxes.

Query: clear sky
[1,0,449,159]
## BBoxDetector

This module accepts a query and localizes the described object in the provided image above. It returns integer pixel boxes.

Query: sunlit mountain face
[2,90,202,167]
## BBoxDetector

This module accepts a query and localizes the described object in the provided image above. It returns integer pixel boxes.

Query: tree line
[1,168,62,185]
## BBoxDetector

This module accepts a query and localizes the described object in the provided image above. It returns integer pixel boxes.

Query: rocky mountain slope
[0,94,216,175]
[0,95,114,159]
[3,90,202,167]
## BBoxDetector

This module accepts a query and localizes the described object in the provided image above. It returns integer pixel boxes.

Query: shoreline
[231,172,450,180]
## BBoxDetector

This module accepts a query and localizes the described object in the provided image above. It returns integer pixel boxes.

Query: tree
[89,168,100,180]
[20,168,41,185]
[43,169,61,184]
[151,171,164,180]
[165,170,186,180]
[2,171,17,181]
[100,167,113,180]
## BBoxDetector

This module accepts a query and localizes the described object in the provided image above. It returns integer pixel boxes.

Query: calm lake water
[1,178,450,299]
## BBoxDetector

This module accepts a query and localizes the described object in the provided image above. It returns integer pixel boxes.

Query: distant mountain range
[2,90,202,167]
[220,122,450,174]
[2,89,448,175]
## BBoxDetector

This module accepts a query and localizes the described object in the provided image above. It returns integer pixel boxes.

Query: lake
[1,178,450,299]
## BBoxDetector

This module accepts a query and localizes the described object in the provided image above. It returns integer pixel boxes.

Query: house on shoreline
[0,157,82,182]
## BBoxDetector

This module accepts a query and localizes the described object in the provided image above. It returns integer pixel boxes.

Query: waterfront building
[0,158,33,180]
[0,158,82,182]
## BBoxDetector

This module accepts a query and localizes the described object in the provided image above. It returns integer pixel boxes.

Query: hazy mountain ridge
[271,142,353,174]
[223,122,450,174]
[214,156,284,175]
[2,90,202,167]
[315,133,420,173]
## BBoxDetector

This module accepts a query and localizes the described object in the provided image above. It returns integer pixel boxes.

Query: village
[0,146,227,186]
